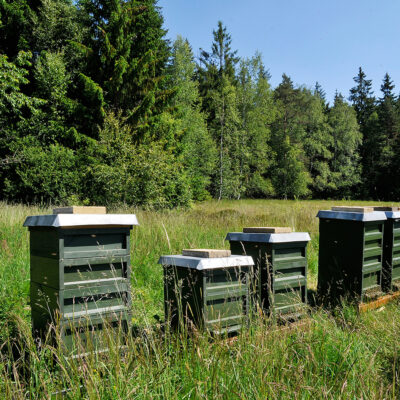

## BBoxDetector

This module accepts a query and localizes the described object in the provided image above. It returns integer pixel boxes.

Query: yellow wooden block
[331,206,374,213]
[53,206,107,215]
[182,249,231,258]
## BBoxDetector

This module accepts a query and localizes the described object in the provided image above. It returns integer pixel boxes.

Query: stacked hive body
[24,209,138,355]
[226,228,310,320]
[373,207,400,292]
[159,249,253,334]
[317,207,387,304]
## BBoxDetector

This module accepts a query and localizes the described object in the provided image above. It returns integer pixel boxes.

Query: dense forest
[1,0,399,208]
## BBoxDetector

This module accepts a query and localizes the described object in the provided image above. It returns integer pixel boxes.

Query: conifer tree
[327,92,362,197]
[314,81,326,102]
[168,36,217,200]
[378,73,398,143]
[0,0,35,58]
[349,67,375,126]
[77,0,171,141]
[237,53,276,197]
[271,74,311,198]
[349,67,379,198]
[375,73,400,199]
[198,20,239,125]
[301,88,332,196]
[32,0,83,53]
[197,21,241,199]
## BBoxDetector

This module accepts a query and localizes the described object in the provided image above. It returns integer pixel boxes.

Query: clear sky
[159,0,400,103]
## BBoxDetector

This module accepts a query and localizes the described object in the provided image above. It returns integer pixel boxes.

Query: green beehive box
[317,208,387,304]
[24,211,138,354]
[373,207,400,292]
[31,309,130,357]
[158,249,253,334]
[225,228,310,319]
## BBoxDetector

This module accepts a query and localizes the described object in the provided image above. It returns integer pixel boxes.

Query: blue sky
[159,0,400,103]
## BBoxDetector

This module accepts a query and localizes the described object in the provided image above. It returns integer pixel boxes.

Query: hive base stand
[358,291,400,313]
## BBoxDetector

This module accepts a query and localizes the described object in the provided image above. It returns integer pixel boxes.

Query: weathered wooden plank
[359,291,400,312]
[331,206,374,213]
[243,227,292,233]
[372,206,400,211]
[182,249,231,258]
[53,206,107,215]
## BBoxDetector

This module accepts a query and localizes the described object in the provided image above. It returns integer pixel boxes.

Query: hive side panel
[271,241,308,316]
[61,228,131,259]
[385,219,400,291]
[362,221,384,300]
[204,266,249,333]
[317,219,364,304]
[30,256,60,288]
[29,228,60,259]
[163,266,203,330]
[229,241,269,311]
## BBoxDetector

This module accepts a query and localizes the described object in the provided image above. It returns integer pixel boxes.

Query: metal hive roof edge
[23,214,139,227]
[383,211,400,219]
[158,255,254,270]
[316,210,387,222]
[225,232,311,243]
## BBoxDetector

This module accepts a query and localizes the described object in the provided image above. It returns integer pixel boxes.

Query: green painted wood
[393,265,400,279]
[228,239,308,317]
[30,256,60,288]
[64,262,125,284]
[31,255,130,289]
[60,228,130,259]
[32,310,131,355]
[273,257,306,270]
[163,265,249,334]
[317,218,384,304]
[273,275,306,291]
[205,296,245,329]
[362,272,380,291]
[28,225,133,354]
[205,286,247,301]
[31,281,131,318]
[274,287,303,308]
[29,228,60,258]
[382,218,400,292]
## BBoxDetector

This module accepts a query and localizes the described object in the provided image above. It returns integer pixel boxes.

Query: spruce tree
[197,21,241,199]
[349,67,379,198]
[272,75,332,197]
[327,92,362,197]
[375,73,399,199]
[0,0,35,58]
[198,20,239,125]
[168,36,217,200]
[301,88,333,196]
[271,74,311,198]
[32,0,83,53]
[349,67,375,126]
[314,81,326,102]
[77,0,171,141]
[237,53,276,197]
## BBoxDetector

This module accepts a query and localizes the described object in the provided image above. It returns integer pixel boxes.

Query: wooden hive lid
[243,227,292,233]
[53,206,107,215]
[372,206,400,212]
[331,206,374,213]
[182,249,231,258]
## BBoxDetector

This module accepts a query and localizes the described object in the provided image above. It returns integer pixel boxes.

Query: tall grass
[0,200,399,399]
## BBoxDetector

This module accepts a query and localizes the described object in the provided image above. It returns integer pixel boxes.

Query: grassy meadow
[0,200,400,399]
